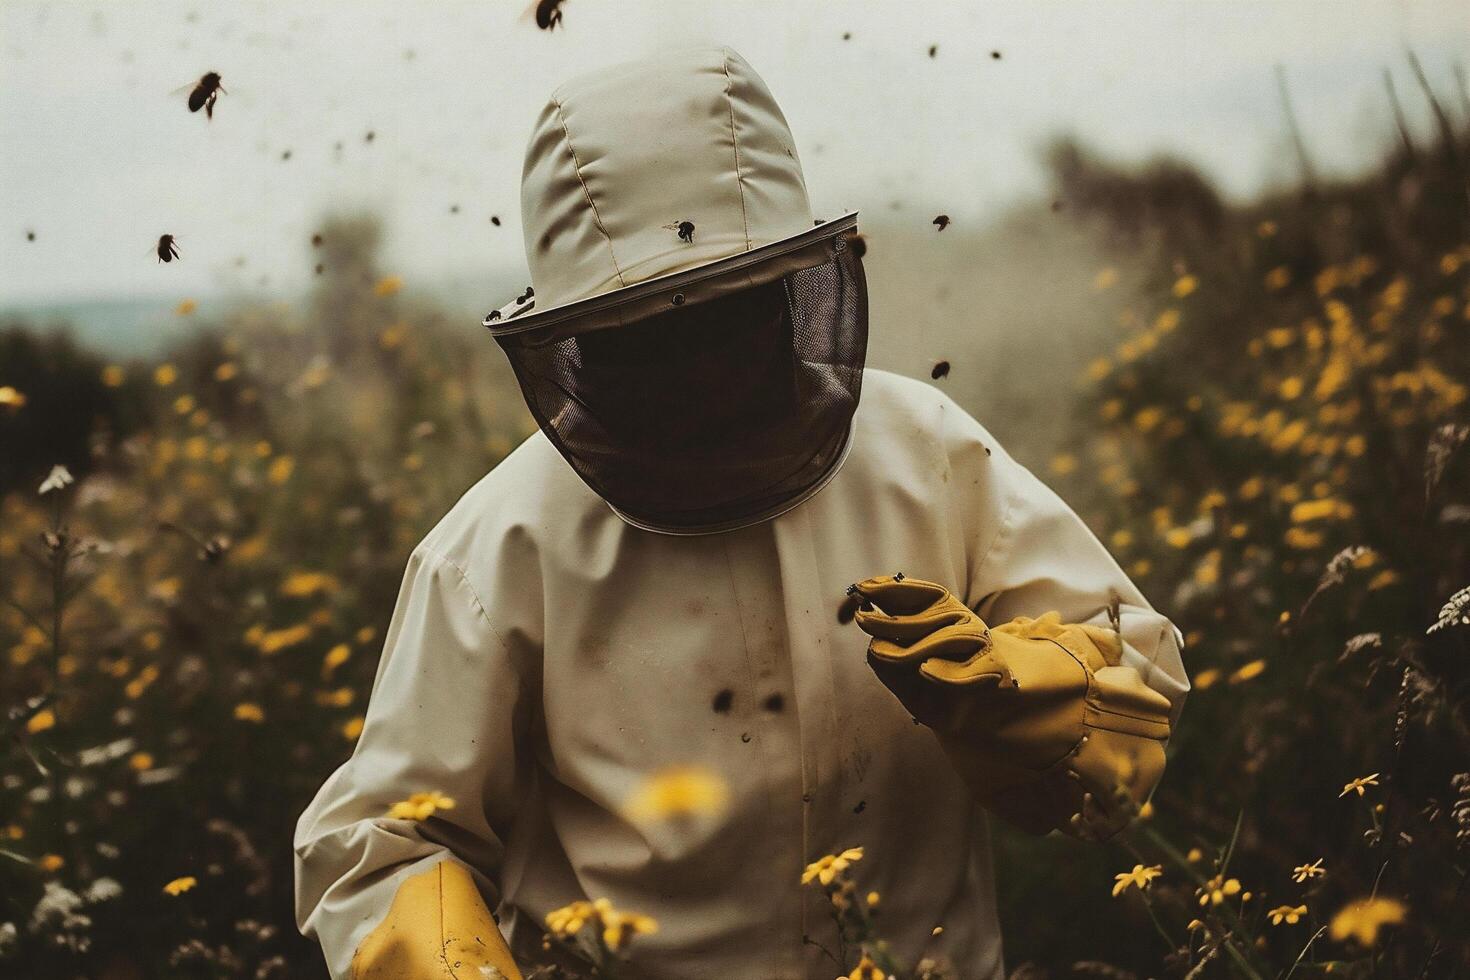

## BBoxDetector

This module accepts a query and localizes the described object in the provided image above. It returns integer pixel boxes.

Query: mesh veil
[494,241,869,534]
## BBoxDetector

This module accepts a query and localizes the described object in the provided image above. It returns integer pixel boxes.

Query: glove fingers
[901,622,994,664]
[919,649,1015,688]
[854,605,970,644]
[867,637,933,665]
[849,576,952,617]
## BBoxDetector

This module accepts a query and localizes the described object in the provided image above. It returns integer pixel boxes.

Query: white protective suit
[295,42,1189,980]
[293,366,1189,980]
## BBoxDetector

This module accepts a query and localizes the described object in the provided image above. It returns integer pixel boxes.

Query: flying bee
[520,0,565,31]
[156,234,180,263]
[931,360,950,380]
[183,72,226,119]
[933,214,951,231]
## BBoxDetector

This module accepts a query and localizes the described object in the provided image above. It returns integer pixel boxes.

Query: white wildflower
[84,878,122,903]
[29,881,91,933]
[1429,585,1470,635]
[38,465,74,496]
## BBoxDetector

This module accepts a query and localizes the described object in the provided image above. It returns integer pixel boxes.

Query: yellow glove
[351,859,524,980]
[849,573,1173,841]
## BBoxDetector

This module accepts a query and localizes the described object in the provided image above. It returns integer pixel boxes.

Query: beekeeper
[294,44,1189,980]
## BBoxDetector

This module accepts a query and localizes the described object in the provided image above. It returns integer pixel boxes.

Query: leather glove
[849,573,1173,841]
[351,859,524,980]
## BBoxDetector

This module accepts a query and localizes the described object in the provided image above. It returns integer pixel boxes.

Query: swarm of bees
[156,235,180,263]
[183,71,226,119]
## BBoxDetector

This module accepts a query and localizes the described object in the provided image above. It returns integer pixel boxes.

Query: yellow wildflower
[341,716,365,740]
[233,702,265,723]
[1284,527,1323,550]
[801,847,864,886]
[1112,864,1163,897]
[1293,859,1326,882]
[848,954,883,980]
[154,363,178,386]
[1229,659,1267,684]
[323,643,352,677]
[374,275,403,297]
[387,791,455,821]
[1092,267,1118,291]
[1050,453,1078,476]
[314,687,354,708]
[601,903,658,951]
[1366,569,1399,591]
[163,876,197,896]
[1197,874,1242,906]
[1153,309,1181,333]
[1328,896,1406,946]
[267,455,295,485]
[101,365,126,387]
[622,765,731,823]
[130,752,155,771]
[26,708,56,734]
[1265,266,1291,291]
[1339,773,1380,798]
[39,854,65,872]
[1269,904,1308,925]
[214,361,238,381]
[280,570,340,598]
[0,386,25,410]
[1173,274,1198,298]
[867,891,880,907]
[546,900,595,936]
[256,623,312,655]
[175,298,197,316]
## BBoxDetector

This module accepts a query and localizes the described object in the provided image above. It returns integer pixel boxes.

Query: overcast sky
[1,0,1466,305]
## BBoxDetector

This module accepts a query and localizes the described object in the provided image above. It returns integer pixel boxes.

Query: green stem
[1222,936,1268,980]
[1281,926,1328,980]
[1141,893,1181,951]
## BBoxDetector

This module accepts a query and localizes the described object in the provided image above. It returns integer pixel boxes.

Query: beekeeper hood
[485,44,867,535]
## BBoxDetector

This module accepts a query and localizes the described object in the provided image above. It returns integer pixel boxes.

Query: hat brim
[484,210,859,345]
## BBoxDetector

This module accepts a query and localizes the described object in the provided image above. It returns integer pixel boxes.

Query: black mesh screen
[495,242,868,533]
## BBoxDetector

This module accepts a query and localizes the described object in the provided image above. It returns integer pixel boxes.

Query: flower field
[2,117,1468,979]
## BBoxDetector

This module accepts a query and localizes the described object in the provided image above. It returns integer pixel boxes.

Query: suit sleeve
[945,400,1190,734]
[293,544,537,980]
